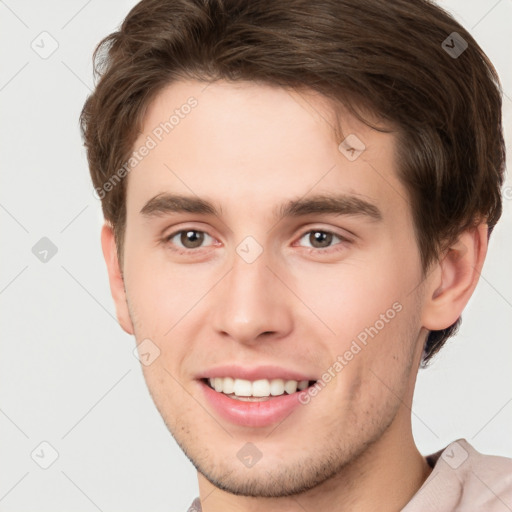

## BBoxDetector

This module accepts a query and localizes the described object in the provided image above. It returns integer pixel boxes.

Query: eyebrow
[140,193,218,217]
[140,192,382,222]
[277,194,382,221]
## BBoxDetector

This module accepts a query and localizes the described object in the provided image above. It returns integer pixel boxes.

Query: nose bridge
[212,243,293,343]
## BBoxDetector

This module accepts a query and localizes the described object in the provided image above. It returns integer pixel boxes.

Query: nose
[211,247,294,345]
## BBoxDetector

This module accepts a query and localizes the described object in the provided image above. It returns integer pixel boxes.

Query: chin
[195,460,338,498]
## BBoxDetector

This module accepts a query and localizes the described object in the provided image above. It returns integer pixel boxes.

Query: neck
[196,414,432,512]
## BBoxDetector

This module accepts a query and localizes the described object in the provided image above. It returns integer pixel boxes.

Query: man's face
[118,80,428,496]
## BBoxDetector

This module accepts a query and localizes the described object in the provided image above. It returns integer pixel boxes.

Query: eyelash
[163,228,351,255]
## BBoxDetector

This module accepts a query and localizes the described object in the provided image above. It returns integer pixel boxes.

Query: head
[80,0,505,499]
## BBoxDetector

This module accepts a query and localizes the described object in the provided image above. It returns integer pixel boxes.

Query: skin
[102,80,488,512]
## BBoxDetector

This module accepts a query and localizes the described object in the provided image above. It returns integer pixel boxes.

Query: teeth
[297,380,308,390]
[269,379,285,396]
[252,379,270,397]
[234,379,252,397]
[214,377,223,392]
[284,380,298,394]
[223,377,234,394]
[206,377,313,397]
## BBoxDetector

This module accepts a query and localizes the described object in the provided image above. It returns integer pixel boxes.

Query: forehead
[126,79,408,222]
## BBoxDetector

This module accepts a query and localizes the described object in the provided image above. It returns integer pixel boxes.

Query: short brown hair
[79,0,505,365]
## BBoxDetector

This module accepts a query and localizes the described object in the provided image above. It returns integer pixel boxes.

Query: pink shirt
[403,439,512,511]
[187,439,512,511]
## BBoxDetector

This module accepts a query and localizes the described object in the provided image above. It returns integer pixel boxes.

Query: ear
[422,222,488,331]
[100,223,134,335]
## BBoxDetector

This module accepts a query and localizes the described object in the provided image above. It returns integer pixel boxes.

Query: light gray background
[0,1,511,511]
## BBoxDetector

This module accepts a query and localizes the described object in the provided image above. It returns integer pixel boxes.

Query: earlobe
[421,222,488,331]
[100,223,134,335]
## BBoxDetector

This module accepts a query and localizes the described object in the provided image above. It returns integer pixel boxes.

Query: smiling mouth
[202,377,318,401]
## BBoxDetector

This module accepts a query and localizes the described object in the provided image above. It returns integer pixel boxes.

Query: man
[80,0,511,510]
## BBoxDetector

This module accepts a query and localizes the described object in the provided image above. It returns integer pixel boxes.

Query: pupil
[181,230,204,248]
[311,231,332,248]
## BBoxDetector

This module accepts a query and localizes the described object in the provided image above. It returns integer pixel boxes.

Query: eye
[296,230,347,250]
[166,229,215,250]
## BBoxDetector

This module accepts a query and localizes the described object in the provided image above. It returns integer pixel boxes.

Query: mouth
[201,377,318,402]
[198,375,318,427]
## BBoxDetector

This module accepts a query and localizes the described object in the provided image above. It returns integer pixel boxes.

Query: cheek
[124,251,214,338]
[292,253,420,397]
[139,359,201,434]
[291,252,410,342]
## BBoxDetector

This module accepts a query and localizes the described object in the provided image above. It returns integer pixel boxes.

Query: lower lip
[199,380,304,428]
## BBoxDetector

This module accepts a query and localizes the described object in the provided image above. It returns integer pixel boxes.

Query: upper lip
[197,365,316,382]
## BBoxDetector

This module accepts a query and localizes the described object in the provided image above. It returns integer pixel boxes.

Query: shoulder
[456,439,512,506]
[186,497,201,512]
[432,439,512,510]
[403,439,512,511]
